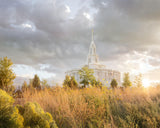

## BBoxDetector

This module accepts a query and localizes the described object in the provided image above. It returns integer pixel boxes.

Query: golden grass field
[15,86,160,128]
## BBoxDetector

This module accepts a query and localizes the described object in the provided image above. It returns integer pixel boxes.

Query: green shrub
[0,89,58,128]
[0,89,24,128]
[17,102,58,128]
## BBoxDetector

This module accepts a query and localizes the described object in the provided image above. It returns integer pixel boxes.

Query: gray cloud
[112,0,160,21]
[91,0,160,61]
[1,0,160,82]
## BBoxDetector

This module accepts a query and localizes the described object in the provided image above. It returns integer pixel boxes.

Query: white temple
[66,31,121,87]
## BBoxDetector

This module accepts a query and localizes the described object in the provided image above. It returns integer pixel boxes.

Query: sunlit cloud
[21,23,36,31]
[83,12,92,21]
[22,24,32,29]
[65,5,71,13]
[10,21,36,31]
[13,64,56,80]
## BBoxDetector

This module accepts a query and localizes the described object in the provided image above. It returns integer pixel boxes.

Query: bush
[0,89,58,128]
[0,89,24,128]
[17,102,58,128]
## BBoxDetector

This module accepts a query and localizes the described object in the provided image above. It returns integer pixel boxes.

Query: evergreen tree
[78,66,96,88]
[0,57,16,90]
[122,72,132,88]
[111,79,118,89]
[32,74,41,89]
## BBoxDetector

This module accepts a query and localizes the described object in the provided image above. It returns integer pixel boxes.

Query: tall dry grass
[16,86,160,128]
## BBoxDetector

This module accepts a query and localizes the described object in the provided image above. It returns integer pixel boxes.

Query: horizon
[1,0,160,86]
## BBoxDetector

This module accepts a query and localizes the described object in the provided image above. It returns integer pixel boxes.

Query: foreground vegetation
[16,86,160,128]
[1,57,160,128]
[0,89,58,128]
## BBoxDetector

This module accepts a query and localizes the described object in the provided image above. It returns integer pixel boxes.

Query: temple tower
[87,30,99,65]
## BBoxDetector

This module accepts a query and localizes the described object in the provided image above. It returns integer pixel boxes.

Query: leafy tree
[63,75,70,87]
[111,79,118,89]
[0,89,24,128]
[63,75,78,89]
[41,79,50,89]
[0,57,16,90]
[134,74,143,87]
[78,66,96,88]
[70,76,78,88]
[122,72,132,88]
[32,74,41,89]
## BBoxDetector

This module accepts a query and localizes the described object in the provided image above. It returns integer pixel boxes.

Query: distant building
[66,31,121,87]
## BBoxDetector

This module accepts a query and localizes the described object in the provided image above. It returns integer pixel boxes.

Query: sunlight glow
[22,23,32,29]
[142,79,150,88]
[65,5,71,13]
[21,23,36,31]
[83,12,92,21]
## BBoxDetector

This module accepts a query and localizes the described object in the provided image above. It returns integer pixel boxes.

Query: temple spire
[92,29,94,42]
[87,30,99,64]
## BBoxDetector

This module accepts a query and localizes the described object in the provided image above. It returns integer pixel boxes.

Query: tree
[21,81,28,91]
[32,74,41,89]
[134,74,143,87]
[111,79,118,89]
[91,79,102,88]
[0,57,16,90]
[78,66,96,88]
[28,79,33,89]
[41,79,50,89]
[63,75,78,89]
[122,72,132,88]
[63,75,70,87]
[70,76,78,88]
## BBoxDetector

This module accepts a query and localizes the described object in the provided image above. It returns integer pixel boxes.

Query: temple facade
[66,32,121,87]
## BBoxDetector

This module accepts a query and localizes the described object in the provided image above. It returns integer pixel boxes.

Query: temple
[66,31,121,87]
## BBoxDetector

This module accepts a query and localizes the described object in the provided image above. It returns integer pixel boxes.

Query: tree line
[63,66,143,89]
[0,57,144,93]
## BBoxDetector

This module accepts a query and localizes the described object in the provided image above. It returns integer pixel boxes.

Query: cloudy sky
[1,0,160,85]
